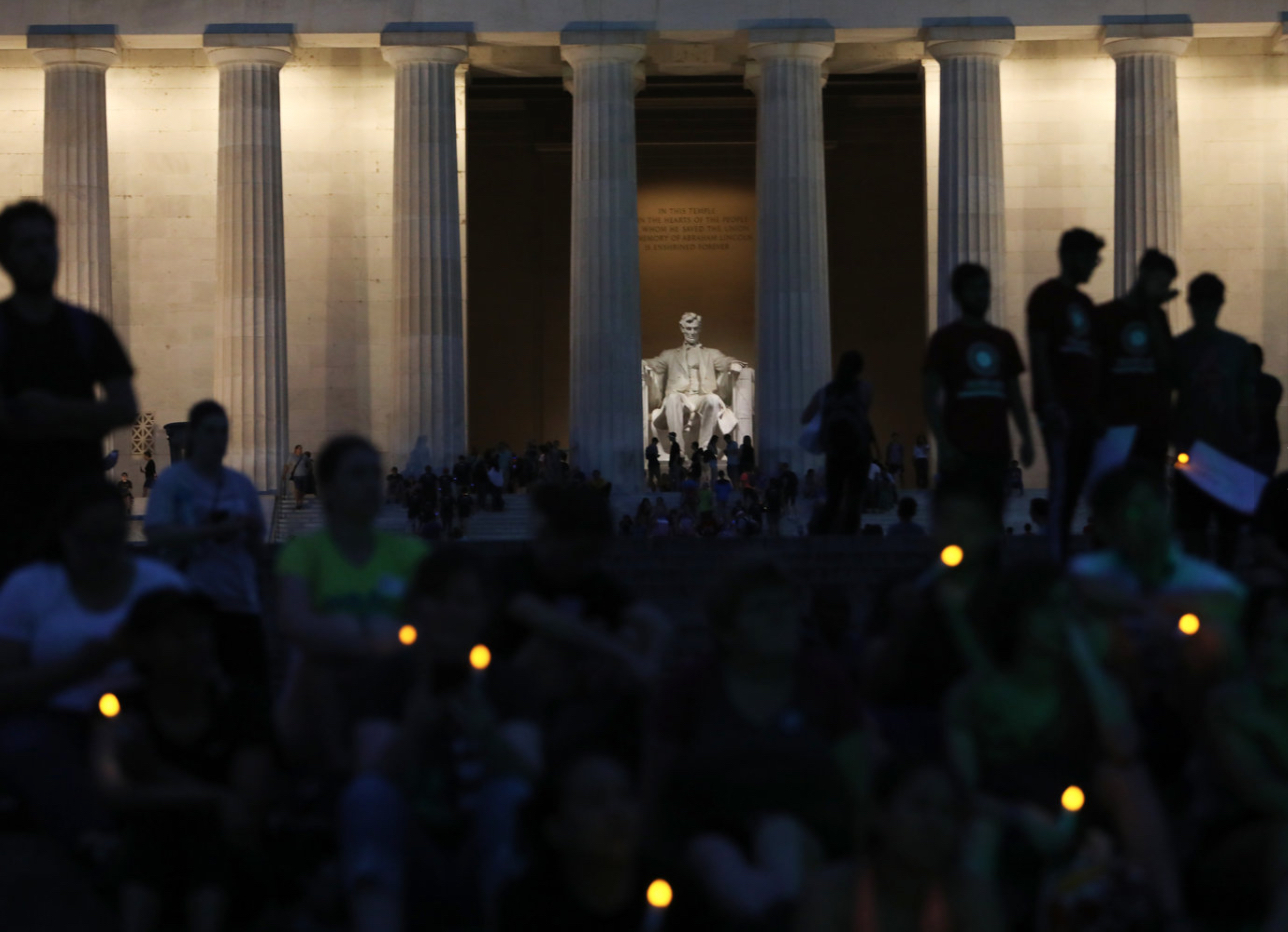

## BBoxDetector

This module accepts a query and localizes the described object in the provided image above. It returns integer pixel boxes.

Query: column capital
[743,60,830,95]
[28,28,120,68]
[561,42,647,68]
[1102,20,1193,57]
[746,40,834,65]
[204,26,293,68]
[926,40,1014,62]
[382,45,468,68]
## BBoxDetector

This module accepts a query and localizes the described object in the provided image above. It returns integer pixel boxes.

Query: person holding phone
[144,400,267,698]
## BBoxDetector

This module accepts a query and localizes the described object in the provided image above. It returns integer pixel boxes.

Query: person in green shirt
[275,435,427,775]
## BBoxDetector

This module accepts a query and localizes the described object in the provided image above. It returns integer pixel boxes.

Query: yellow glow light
[398,625,418,646]
[1178,613,1201,636]
[940,545,964,568]
[1061,785,1086,813]
[647,879,673,909]
[99,693,121,718]
[1177,453,1190,465]
[469,644,492,671]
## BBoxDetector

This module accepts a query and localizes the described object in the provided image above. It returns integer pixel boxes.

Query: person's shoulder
[1172,552,1245,597]
[0,561,65,600]
[1068,549,1119,579]
[134,555,190,590]
[376,530,429,562]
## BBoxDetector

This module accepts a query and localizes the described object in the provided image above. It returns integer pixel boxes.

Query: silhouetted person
[1251,343,1282,477]
[923,263,1034,506]
[887,496,926,538]
[0,200,138,583]
[668,432,681,483]
[1095,248,1178,477]
[913,433,930,489]
[802,350,874,534]
[885,432,904,488]
[1027,227,1105,562]
[1172,273,1257,568]
[645,436,661,490]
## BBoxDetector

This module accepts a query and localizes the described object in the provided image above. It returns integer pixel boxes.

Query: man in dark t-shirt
[1027,227,1105,561]
[1172,273,1257,568]
[1095,248,1178,477]
[0,201,137,580]
[1252,343,1283,478]
[924,263,1034,501]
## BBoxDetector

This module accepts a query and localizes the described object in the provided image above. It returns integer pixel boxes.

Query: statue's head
[679,313,703,345]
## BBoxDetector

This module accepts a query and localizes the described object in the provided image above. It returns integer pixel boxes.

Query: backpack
[822,383,873,455]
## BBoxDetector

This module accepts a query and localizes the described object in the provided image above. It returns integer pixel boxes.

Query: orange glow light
[647,879,673,909]
[940,545,964,568]
[469,644,492,671]
[398,625,418,646]
[1177,453,1190,466]
[1061,785,1085,813]
[1178,613,1201,636]
[99,693,121,718]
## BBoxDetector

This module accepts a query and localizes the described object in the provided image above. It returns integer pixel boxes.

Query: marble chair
[641,363,755,455]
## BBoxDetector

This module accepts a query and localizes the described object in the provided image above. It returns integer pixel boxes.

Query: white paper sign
[1175,441,1268,516]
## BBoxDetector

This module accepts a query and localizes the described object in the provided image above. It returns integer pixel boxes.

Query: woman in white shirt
[0,478,187,850]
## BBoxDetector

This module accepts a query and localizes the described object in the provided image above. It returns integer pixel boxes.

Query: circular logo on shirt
[1067,304,1089,337]
[1122,321,1150,356]
[966,341,1001,378]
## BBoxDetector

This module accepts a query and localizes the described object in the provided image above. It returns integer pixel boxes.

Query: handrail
[268,469,290,544]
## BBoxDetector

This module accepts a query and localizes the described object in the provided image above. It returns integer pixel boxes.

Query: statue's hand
[730,362,744,374]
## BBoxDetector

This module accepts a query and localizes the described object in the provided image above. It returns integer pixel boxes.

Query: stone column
[206,35,292,489]
[30,34,118,320]
[382,35,469,469]
[746,30,834,472]
[561,30,646,488]
[1104,26,1191,315]
[928,29,1014,326]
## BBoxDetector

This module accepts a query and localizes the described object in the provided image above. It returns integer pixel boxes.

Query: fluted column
[562,32,646,488]
[1104,30,1190,312]
[31,39,118,320]
[928,35,1013,326]
[206,40,292,490]
[746,33,834,471]
[382,40,468,469]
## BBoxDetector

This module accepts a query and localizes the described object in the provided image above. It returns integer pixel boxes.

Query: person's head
[717,470,726,480]
[294,444,303,456]
[1134,249,1179,305]
[145,450,153,461]
[1090,466,1170,567]
[1245,589,1288,694]
[1187,273,1225,328]
[870,759,966,874]
[532,483,613,585]
[185,399,229,467]
[1058,227,1105,286]
[1252,343,1266,372]
[679,312,703,345]
[932,472,1004,563]
[0,200,58,295]
[950,263,990,318]
[45,479,129,581]
[988,561,1072,672]
[121,590,219,684]
[742,435,752,446]
[898,496,918,521]
[708,561,800,664]
[406,546,492,659]
[317,435,382,523]
[120,472,129,480]
[532,751,640,868]
[834,350,865,386]
[1029,497,1049,526]
[650,437,658,446]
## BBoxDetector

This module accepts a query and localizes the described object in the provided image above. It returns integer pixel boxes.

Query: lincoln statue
[643,313,748,449]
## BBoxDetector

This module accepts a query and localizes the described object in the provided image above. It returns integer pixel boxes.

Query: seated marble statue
[642,313,754,452]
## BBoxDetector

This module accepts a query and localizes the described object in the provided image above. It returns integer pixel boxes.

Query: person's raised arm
[0,636,122,714]
[1005,377,1035,468]
[1204,685,1288,818]
[1065,620,1138,762]
[275,575,384,659]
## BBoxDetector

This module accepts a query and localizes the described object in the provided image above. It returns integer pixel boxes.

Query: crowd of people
[2,198,1288,932]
